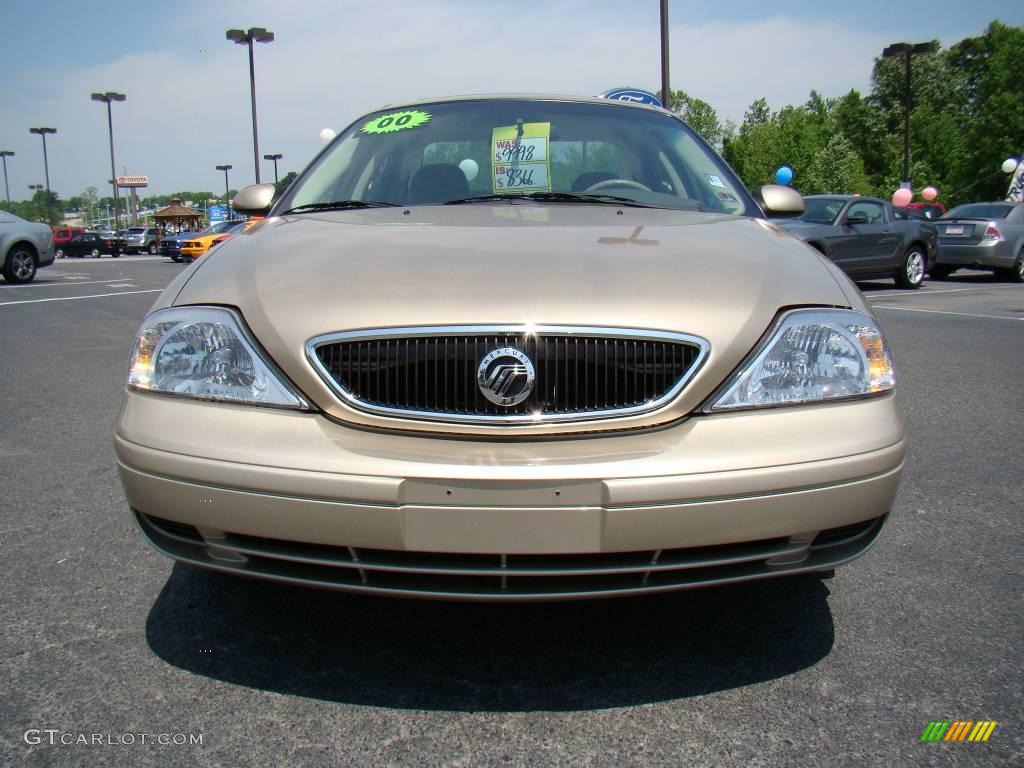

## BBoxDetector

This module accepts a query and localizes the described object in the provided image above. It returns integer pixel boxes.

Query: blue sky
[2,0,1021,199]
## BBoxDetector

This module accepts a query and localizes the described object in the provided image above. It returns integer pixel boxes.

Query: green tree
[274,172,298,197]
[742,98,771,133]
[666,89,724,149]
[944,21,1024,203]
[804,133,870,194]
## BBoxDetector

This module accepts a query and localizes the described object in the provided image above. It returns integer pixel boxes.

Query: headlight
[127,306,309,409]
[707,309,895,411]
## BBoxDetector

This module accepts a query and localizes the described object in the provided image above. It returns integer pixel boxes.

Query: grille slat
[314,327,705,424]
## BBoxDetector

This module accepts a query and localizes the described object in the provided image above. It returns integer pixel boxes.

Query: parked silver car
[0,210,54,283]
[932,202,1024,281]
[123,226,160,255]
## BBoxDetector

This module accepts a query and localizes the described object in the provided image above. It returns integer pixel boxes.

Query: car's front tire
[4,246,38,283]
[55,247,65,259]
[895,246,926,289]
[90,248,101,258]
[147,242,158,255]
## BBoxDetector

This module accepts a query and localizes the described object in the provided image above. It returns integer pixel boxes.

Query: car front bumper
[936,239,1015,268]
[115,391,906,600]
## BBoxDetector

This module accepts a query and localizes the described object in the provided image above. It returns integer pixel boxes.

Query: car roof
[376,93,668,115]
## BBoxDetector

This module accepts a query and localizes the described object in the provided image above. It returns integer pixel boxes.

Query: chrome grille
[307,326,708,424]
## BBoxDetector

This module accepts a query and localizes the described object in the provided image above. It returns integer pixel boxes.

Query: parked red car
[904,202,947,220]
[52,226,85,256]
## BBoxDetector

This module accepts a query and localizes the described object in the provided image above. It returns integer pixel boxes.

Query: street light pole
[91,92,127,232]
[227,27,275,184]
[0,150,13,203]
[263,153,282,184]
[659,0,670,109]
[216,165,233,219]
[29,127,57,222]
[881,41,938,187]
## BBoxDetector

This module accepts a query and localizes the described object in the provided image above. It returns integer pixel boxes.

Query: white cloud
[1,1,891,198]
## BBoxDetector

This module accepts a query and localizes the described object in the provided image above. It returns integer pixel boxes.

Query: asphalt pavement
[1,258,1021,767]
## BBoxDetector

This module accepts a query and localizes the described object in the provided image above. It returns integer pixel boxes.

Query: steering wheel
[583,178,652,193]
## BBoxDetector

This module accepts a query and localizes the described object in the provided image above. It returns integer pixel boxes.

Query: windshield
[943,203,1013,220]
[278,99,752,215]
[799,198,845,224]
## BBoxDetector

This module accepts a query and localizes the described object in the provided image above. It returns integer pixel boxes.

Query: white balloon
[319,128,337,144]
[1002,158,1019,174]
[458,158,479,181]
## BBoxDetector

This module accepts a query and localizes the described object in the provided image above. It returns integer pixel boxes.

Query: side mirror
[754,184,804,217]
[844,214,868,226]
[232,184,276,216]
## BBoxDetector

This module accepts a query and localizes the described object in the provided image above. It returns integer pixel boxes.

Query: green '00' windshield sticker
[361,110,431,135]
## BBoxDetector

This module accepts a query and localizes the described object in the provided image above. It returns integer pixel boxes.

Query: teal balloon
[775,166,793,185]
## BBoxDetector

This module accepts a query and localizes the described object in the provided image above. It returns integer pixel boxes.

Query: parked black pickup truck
[776,195,938,288]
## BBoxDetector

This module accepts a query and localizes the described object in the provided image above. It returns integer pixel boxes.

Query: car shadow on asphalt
[145,565,835,711]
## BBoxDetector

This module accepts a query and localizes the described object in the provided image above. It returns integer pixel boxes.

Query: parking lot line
[0,289,162,308]
[873,305,1024,321]
[4,279,140,289]
[868,287,977,299]
[867,285,1023,301]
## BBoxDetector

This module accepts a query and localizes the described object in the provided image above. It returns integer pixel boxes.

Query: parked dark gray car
[932,202,1024,282]
[0,210,54,283]
[777,195,938,288]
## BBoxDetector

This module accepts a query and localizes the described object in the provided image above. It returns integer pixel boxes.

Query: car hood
[169,205,855,434]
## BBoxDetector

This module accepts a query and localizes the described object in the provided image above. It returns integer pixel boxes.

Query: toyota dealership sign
[116,175,148,187]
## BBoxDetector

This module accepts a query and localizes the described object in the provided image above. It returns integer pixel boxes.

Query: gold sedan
[116,95,905,601]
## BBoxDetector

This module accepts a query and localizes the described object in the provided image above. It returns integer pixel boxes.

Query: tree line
[1,173,298,227]
[668,21,1023,207]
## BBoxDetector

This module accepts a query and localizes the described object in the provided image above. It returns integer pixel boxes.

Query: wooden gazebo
[154,198,202,234]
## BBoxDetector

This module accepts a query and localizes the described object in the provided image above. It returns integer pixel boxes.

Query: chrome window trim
[305,324,710,425]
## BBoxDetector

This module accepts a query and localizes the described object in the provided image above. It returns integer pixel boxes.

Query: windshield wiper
[280,200,401,214]
[443,192,659,208]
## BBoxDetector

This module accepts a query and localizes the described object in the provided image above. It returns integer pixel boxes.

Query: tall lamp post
[226,27,275,184]
[216,164,233,220]
[659,0,670,108]
[263,153,282,184]
[29,127,57,222]
[0,150,13,203]
[881,41,938,187]
[91,92,127,231]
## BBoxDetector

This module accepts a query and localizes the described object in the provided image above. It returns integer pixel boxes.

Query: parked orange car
[180,220,247,261]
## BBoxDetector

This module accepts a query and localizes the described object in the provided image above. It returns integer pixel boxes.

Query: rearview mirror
[232,184,276,216]
[753,185,804,217]
[844,214,868,226]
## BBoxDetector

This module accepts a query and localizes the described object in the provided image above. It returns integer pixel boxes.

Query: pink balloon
[892,188,913,207]
[921,186,938,201]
